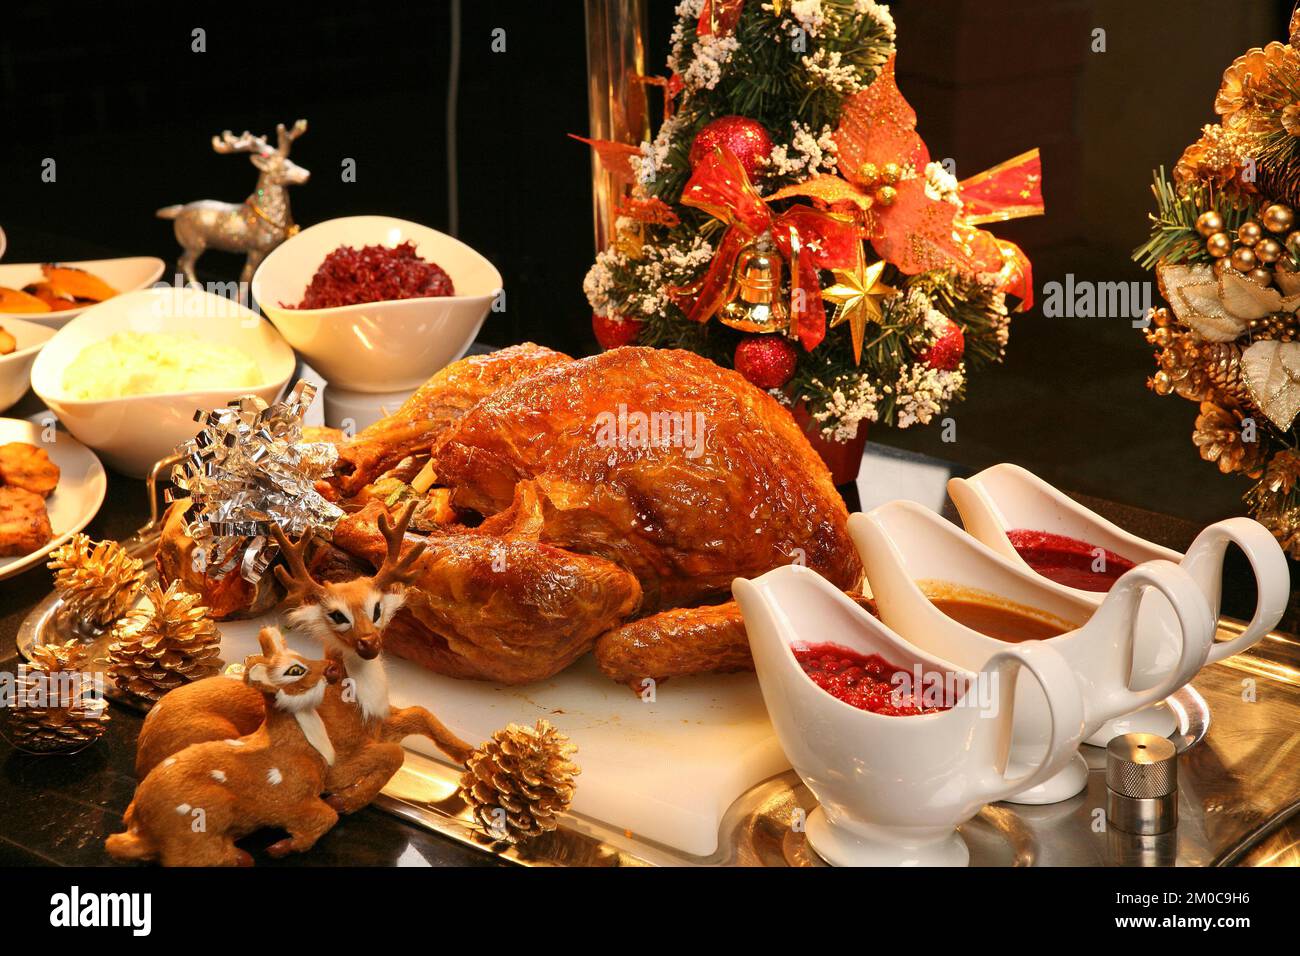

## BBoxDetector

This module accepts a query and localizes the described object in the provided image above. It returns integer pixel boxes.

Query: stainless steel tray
[16,461,1300,865]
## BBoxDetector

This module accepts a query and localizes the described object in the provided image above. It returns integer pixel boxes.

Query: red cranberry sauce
[793,643,952,716]
[1006,529,1136,592]
[293,241,455,309]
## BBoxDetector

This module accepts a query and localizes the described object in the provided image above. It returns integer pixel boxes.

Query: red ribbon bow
[672,147,859,350]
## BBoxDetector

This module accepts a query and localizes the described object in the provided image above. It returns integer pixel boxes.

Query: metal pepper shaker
[1106,733,1179,835]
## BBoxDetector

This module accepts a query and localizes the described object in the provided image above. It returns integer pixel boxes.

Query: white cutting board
[215,618,789,857]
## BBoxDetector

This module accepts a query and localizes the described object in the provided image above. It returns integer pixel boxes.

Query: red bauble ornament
[689,116,774,179]
[592,312,643,351]
[734,334,798,389]
[920,320,965,371]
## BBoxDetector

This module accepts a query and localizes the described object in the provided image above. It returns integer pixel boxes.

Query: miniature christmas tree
[582,1,1041,450]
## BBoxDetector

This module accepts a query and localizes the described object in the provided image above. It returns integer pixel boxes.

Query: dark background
[0,0,1293,524]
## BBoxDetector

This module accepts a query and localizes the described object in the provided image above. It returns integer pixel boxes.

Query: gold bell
[718,234,788,334]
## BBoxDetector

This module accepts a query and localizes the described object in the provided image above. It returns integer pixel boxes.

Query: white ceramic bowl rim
[252,215,502,317]
[0,255,167,321]
[757,573,972,723]
[0,316,56,359]
[31,287,295,406]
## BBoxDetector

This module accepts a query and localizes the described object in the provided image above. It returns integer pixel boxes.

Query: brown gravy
[928,596,1074,643]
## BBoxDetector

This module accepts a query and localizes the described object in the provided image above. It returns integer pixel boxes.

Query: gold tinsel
[1193,401,1267,477]
[460,719,579,844]
[47,534,146,629]
[7,641,109,754]
[106,581,223,702]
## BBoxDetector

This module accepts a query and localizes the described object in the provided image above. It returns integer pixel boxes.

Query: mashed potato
[63,331,261,400]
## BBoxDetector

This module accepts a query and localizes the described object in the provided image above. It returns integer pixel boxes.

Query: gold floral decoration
[1173,125,1256,194]
[1215,42,1300,132]
[1192,401,1267,477]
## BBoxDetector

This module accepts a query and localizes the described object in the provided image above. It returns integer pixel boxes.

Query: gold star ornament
[821,246,895,364]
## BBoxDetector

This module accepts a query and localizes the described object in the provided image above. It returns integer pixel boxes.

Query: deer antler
[211,129,272,155]
[276,119,308,155]
[271,524,326,606]
[372,501,427,591]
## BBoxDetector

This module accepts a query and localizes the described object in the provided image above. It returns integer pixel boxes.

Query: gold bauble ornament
[1196,210,1225,236]
[876,185,897,206]
[1230,246,1258,272]
[1286,230,1300,260]
[1206,232,1232,257]
[881,162,901,185]
[1263,203,1295,234]
[460,719,579,844]
[857,162,879,184]
[1151,370,1173,395]
[1237,220,1263,246]
[1257,237,1283,263]
[107,581,223,703]
[1248,267,1274,286]
[1213,256,1234,276]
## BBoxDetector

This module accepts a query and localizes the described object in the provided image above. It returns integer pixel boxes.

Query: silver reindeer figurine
[157,119,310,286]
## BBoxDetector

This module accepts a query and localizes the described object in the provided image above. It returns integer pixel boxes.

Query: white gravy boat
[848,500,1215,804]
[733,565,1086,866]
[948,463,1290,743]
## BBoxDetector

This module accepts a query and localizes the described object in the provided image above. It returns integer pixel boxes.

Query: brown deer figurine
[107,627,342,867]
[156,119,309,286]
[133,502,472,814]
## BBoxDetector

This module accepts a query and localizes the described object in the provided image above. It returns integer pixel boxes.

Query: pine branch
[1132,167,1255,270]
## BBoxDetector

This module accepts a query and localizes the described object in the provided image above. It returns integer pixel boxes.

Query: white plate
[0,417,107,580]
[0,317,56,413]
[0,257,166,328]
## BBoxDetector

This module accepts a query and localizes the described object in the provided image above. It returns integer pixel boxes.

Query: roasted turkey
[161,345,863,685]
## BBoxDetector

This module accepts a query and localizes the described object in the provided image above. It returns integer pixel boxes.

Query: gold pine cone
[8,640,109,754]
[47,534,146,629]
[460,719,579,844]
[107,581,223,703]
[1193,401,1267,477]
[1201,341,1255,409]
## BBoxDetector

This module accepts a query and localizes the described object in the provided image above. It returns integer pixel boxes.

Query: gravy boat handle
[1084,559,1215,719]
[1181,518,1290,662]
[974,641,1087,803]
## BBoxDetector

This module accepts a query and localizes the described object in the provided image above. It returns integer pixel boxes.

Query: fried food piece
[594,593,879,686]
[0,287,51,314]
[0,442,60,497]
[0,326,15,355]
[0,486,52,556]
[22,283,79,311]
[40,264,118,302]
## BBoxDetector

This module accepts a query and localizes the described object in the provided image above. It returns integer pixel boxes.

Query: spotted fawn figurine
[133,502,472,813]
[106,628,342,867]
[156,119,309,286]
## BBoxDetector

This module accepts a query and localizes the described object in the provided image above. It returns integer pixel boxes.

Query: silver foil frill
[166,380,343,583]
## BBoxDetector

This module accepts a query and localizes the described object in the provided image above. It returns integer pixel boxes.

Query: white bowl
[31,287,296,477]
[251,216,501,393]
[0,317,55,412]
[0,256,167,328]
